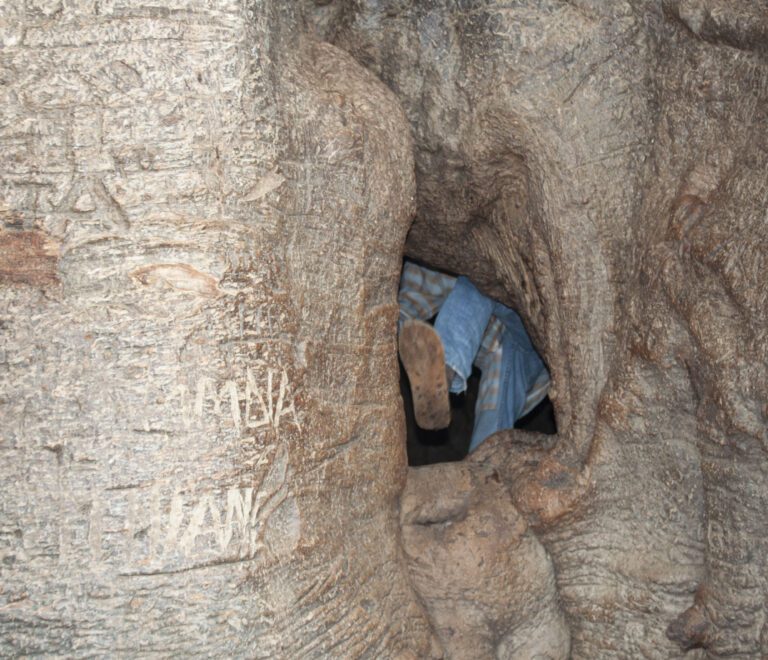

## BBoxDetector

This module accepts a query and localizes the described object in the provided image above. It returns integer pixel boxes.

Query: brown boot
[398,320,451,430]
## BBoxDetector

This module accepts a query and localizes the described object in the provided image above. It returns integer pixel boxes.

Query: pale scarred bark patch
[129,263,222,298]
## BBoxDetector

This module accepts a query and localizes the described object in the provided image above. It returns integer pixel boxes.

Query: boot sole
[399,320,451,430]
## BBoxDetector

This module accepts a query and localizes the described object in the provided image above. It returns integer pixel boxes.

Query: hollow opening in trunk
[397,259,556,467]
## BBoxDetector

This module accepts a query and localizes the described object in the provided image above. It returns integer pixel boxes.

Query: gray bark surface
[2,0,767,658]
[1,1,434,656]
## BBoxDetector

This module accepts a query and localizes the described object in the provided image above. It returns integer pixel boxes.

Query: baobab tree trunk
[0,1,436,656]
[2,1,768,658]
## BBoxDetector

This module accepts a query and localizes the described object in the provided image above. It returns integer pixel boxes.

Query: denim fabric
[398,262,549,452]
[434,276,494,394]
[469,313,546,452]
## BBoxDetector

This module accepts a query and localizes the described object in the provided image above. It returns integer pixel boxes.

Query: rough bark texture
[312,1,767,658]
[2,0,767,658]
[401,462,570,658]
[1,1,435,656]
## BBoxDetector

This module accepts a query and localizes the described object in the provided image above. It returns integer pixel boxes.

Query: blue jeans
[435,277,548,451]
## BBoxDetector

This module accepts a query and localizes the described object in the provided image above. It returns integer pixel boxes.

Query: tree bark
[2,1,767,658]
[1,2,436,656]
[322,1,768,658]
